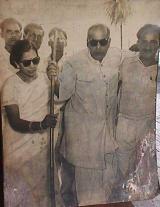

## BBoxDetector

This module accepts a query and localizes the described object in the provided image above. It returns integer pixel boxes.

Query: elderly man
[48,23,123,206]
[0,18,22,90]
[23,23,44,51]
[116,24,160,201]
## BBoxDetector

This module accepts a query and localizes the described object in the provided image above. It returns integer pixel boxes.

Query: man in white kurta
[116,24,160,202]
[48,24,123,206]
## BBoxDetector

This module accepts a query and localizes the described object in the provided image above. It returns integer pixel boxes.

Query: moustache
[8,38,17,43]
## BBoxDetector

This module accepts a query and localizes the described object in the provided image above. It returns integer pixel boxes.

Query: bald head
[0,18,22,52]
[87,24,110,41]
[137,24,160,40]
[24,23,44,36]
[0,18,22,33]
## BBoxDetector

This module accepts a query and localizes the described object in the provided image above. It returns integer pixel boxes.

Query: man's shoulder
[64,49,88,65]
[108,47,123,56]
[105,47,123,63]
[109,47,122,54]
[122,51,139,64]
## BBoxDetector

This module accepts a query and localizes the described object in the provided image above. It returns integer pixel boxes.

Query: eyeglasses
[88,38,109,47]
[20,56,40,67]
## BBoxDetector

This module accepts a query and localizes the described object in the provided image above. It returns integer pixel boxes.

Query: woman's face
[19,49,39,79]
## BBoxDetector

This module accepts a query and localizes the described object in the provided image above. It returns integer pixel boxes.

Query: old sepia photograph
[0,0,160,207]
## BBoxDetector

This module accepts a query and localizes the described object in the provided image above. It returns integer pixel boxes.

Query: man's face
[138,32,159,61]
[87,28,110,62]
[1,22,22,49]
[25,28,44,50]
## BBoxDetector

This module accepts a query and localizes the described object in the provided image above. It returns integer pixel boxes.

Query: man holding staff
[47,23,123,206]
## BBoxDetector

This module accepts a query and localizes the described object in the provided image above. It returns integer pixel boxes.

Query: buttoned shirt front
[58,48,123,169]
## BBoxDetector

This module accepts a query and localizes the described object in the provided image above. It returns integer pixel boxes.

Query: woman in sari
[1,39,57,206]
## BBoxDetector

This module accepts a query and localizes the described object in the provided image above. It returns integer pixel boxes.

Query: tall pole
[120,23,123,49]
[49,30,58,207]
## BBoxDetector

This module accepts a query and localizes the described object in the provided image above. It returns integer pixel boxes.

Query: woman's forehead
[22,49,37,59]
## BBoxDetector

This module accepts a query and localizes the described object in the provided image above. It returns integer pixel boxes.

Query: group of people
[0,17,160,207]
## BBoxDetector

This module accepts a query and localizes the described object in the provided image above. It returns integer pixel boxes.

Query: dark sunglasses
[89,38,109,47]
[20,56,40,67]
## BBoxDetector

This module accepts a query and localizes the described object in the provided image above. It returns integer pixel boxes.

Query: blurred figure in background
[23,23,44,51]
[0,17,22,91]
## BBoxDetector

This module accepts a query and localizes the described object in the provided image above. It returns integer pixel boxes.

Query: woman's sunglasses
[88,38,109,47]
[20,56,40,67]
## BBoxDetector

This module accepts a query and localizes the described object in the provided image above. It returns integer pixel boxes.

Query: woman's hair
[10,39,38,68]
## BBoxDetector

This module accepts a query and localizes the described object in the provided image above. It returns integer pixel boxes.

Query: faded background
[0,0,160,206]
[0,0,160,55]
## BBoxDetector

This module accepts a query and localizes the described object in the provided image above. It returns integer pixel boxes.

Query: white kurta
[58,48,123,169]
[116,54,159,202]
[57,48,124,205]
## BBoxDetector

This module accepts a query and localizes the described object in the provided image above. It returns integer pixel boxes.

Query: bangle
[39,122,44,130]
[29,122,33,132]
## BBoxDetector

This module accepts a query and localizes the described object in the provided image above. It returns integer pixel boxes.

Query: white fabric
[1,72,50,167]
[132,70,160,207]
[58,47,123,169]
[0,39,18,92]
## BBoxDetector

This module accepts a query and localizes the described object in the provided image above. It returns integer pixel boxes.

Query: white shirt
[0,39,18,92]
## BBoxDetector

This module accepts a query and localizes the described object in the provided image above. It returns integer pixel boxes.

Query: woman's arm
[5,104,57,133]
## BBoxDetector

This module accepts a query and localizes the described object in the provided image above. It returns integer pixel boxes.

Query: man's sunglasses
[20,56,40,67]
[88,38,109,47]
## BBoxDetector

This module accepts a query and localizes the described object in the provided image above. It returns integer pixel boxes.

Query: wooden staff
[49,30,58,207]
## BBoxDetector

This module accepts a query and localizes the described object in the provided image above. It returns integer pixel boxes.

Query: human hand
[47,60,59,80]
[41,114,57,129]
